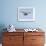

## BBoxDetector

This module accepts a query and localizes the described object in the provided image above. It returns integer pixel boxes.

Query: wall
[0,0,46,29]
[0,0,46,43]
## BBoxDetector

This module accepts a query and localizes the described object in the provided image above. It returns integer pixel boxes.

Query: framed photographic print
[18,7,35,21]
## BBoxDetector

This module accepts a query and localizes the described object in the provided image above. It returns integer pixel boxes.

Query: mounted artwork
[18,7,35,21]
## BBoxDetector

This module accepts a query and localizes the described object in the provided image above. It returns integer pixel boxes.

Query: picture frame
[18,7,35,21]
